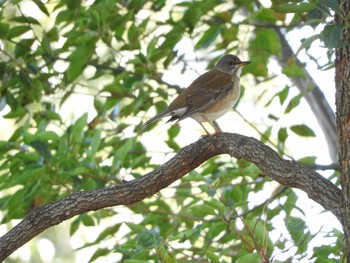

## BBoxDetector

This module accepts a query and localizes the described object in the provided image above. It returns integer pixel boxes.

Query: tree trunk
[335,0,350,261]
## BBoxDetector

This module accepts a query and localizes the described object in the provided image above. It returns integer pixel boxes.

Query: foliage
[0,0,343,262]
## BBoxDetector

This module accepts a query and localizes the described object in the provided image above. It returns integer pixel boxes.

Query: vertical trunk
[335,0,350,260]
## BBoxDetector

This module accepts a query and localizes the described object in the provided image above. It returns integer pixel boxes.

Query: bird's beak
[238,61,251,67]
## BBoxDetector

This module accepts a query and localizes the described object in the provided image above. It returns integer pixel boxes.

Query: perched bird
[143,54,250,134]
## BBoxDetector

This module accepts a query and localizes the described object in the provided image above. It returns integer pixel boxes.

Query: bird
[143,54,251,134]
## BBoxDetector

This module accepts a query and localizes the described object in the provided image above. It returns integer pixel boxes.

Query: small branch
[231,186,289,220]
[151,75,184,93]
[303,163,340,171]
[0,133,343,261]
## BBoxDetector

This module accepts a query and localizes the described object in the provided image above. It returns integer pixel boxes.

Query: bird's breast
[192,78,240,122]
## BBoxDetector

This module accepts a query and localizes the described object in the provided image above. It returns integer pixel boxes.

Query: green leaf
[151,0,166,11]
[14,38,35,58]
[321,24,347,49]
[82,214,95,226]
[165,140,181,152]
[290,124,316,137]
[34,131,60,143]
[255,8,278,23]
[278,85,289,105]
[32,0,50,16]
[0,22,9,38]
[95,225,121,243]
[124,260,149,263]
[127,23,142,49]
[205,221,226,241]
[319,0,340,13]
[235,253,260,263]
[66,43,96,83]
[0,141,15,153]
[284,93,303,114]
[183,4,202,33]
[274,3,315,13]
[114,13,131,40]
[11,16,40,25]
[70,217,81,236]
[282,64,306,78]
[126,0,147,11]
[204,199,227,214]
[160,27,184,52]
[182,0,217,33]
[244,55,268,77]
[284,190,298,215]
[190,204,216,217]
[314,0,342,16]
[250,28,281,56]
[206,250,220,263]
[168,224,203,242]
[30,140,52,160]
[63,166,89,177]
[219,25,239,46]
[157,245,176,263]
[125,222,145,233]
[19,152,41,163]
[298,156,317,165]
[278,127,288,144]
[286,216,307,244]
[89,248,110,262]
[88,129,102,157]
[313,244,342,262]
[306,9,324,29]
[165,139,180,151]
[261,126,272,143]
[70,113,88,143]
[296,34,320,55]
[195,26,222,49]
[112,137,136,169]
[45,110,62,122]
[81,178,97,190]
[8,26,31,39]
[248,219,273,249]
[167,125,180,138]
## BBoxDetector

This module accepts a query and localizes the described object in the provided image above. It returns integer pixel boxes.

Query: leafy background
[0,0,345,262]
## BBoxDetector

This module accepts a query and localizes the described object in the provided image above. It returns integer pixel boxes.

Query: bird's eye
[229,61,235,66]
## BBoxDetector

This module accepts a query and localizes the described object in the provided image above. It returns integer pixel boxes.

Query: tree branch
[0,133,342,261]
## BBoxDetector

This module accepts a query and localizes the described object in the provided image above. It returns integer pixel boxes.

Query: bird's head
[216,54,251,77]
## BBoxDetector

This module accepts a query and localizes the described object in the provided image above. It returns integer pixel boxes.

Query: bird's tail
[143,110,170,127]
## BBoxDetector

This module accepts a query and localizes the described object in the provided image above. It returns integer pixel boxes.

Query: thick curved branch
[0,133,342,261]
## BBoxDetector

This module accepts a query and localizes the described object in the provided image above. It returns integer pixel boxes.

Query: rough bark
[0,133,342,261]
[335,0,350,260]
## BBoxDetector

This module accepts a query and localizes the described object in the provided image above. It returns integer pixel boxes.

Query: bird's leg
[202,116,221,134]
[208,121,222,134]
[198,122,211,135]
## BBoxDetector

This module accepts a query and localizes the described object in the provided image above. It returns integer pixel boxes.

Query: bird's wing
[175,70,234,121]
[144,69,233,126]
